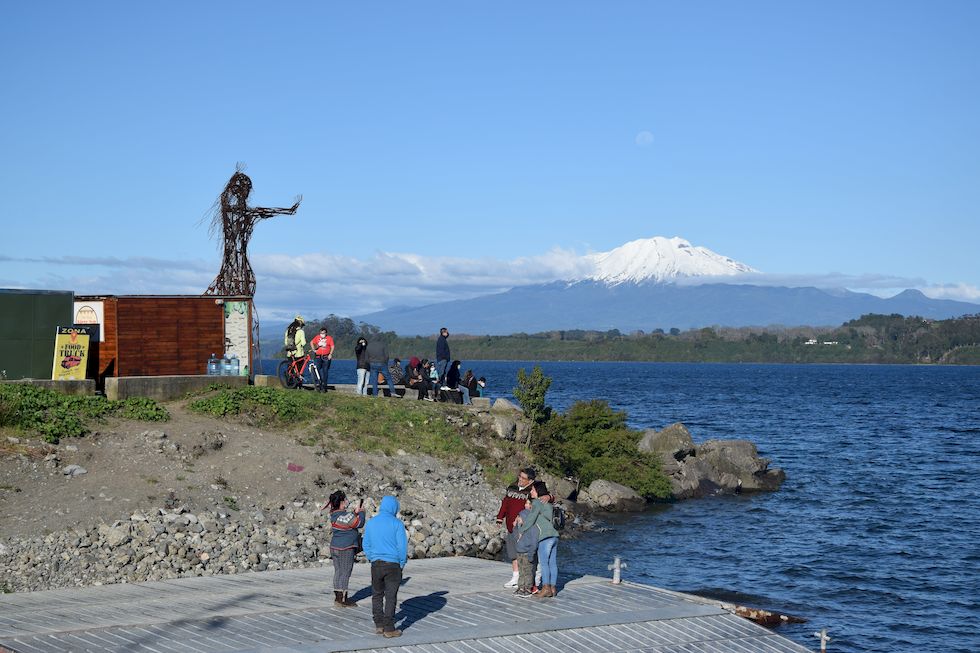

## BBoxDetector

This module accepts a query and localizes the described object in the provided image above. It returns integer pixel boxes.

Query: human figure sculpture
[205,169,301,296]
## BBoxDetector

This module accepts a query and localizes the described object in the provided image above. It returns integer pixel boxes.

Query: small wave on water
[541,362,980,653]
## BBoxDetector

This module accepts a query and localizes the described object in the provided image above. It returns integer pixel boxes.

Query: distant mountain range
[354,237,980,335]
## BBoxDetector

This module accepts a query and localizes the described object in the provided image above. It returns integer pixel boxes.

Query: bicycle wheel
[285,364,304,389]
[277,360,292,388]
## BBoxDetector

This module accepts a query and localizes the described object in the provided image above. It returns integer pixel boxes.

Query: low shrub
[0,384,169,444]
[120,397,170,421]
[531,399,672,500]
[513,366,553,424]
[188,386,318,422]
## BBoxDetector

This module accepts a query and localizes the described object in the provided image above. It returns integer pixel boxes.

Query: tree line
[263,313,980,365]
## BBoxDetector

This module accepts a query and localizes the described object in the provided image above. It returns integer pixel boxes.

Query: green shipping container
[0,289,74,380]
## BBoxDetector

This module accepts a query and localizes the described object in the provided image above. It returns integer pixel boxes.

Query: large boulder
[491,414,518,440]
[639,423,786,499]
[638,422,696,460]
[581,480,645,512]
[491,398,521,414]
[697,440,786,492]
[537,472,578,502]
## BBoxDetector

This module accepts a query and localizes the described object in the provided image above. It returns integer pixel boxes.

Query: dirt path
[0,403,364,540]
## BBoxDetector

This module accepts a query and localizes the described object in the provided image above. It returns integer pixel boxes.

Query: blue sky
[2,2,979,321]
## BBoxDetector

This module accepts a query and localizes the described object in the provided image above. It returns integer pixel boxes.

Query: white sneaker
[504,575,519,588]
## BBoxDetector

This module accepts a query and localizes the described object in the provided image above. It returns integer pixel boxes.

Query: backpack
[551,503,566,531]
[285,329,296,350]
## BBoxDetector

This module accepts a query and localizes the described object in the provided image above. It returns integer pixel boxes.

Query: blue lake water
[262,359,980,652]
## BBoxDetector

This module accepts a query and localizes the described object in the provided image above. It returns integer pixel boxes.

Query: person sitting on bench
[444,360,472,405]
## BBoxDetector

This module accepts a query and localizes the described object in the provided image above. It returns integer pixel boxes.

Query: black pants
[371,561,402,631]
[410,378,431,399]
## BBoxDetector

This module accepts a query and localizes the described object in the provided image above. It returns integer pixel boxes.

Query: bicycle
[278,350,321,389]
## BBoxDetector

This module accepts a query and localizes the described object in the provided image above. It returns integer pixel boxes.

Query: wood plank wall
[116,298,225,376]
[102,298,118,380]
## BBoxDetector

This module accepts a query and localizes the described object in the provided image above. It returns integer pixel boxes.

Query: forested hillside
[262,314,980,365]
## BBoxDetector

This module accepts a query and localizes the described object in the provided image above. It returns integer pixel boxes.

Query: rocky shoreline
[0,431,522,594]
[1,398,783,594]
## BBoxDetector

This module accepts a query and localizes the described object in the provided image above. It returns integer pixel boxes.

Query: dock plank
[0,558,809,652]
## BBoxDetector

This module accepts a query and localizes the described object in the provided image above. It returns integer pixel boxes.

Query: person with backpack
[284,315,307,360]
[327,490,365,608]
[517,480,560,598]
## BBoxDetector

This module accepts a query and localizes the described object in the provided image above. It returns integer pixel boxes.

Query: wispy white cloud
[250,248,594,321]
[4,249,977,327]
[686,271,929,291]
[920,283,980,303]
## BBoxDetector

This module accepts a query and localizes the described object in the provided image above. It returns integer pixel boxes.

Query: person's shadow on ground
[395,591,448,632]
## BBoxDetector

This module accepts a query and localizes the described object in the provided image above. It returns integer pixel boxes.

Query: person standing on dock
[362,495,408,638]
[327,490,364,607]
[496,467,535,588]
[517,481,559,598]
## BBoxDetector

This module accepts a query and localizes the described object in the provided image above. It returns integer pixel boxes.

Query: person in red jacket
[495,467,536,587]
[310,327,334,392]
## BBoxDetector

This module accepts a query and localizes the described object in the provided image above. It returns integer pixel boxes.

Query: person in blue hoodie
[362,495,408,638]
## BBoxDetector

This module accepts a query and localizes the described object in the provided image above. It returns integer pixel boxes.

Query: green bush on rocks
[531,399,672,501]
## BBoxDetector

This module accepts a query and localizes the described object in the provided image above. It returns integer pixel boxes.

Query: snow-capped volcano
[584,236,757,285]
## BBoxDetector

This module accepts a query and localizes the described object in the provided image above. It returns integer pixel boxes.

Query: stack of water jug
[207,353,240,376]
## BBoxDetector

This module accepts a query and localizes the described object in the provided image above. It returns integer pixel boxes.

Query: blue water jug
[229,356,240,376]
[207,353,220,376]
[222,356,232,376]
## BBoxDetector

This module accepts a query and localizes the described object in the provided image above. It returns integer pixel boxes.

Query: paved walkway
[0,558,809,652]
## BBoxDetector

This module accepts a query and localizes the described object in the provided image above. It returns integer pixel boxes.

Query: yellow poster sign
[52,326,91,380]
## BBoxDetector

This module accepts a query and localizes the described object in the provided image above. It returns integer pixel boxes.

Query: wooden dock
[0,557,810,652]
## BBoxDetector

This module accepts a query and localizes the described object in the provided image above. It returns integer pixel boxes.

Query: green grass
[0,384,169,444]
[188,386,516,469]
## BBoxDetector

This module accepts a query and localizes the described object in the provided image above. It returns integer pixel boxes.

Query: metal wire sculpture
[204,169,301,297]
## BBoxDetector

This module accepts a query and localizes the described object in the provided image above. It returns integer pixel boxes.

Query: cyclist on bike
[310,327,334,393]
[285,315,307,360]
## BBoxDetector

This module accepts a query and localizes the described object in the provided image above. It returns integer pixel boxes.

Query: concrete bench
[105,375,246,401]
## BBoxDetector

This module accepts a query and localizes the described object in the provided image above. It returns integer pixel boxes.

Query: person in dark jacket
[328,490,365,607]
[366,338,395,398]
[463,370,478,398]
[362,495,408,638]
[435,327,451,385]
[445,360,471,404]
[355,337,370,395]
